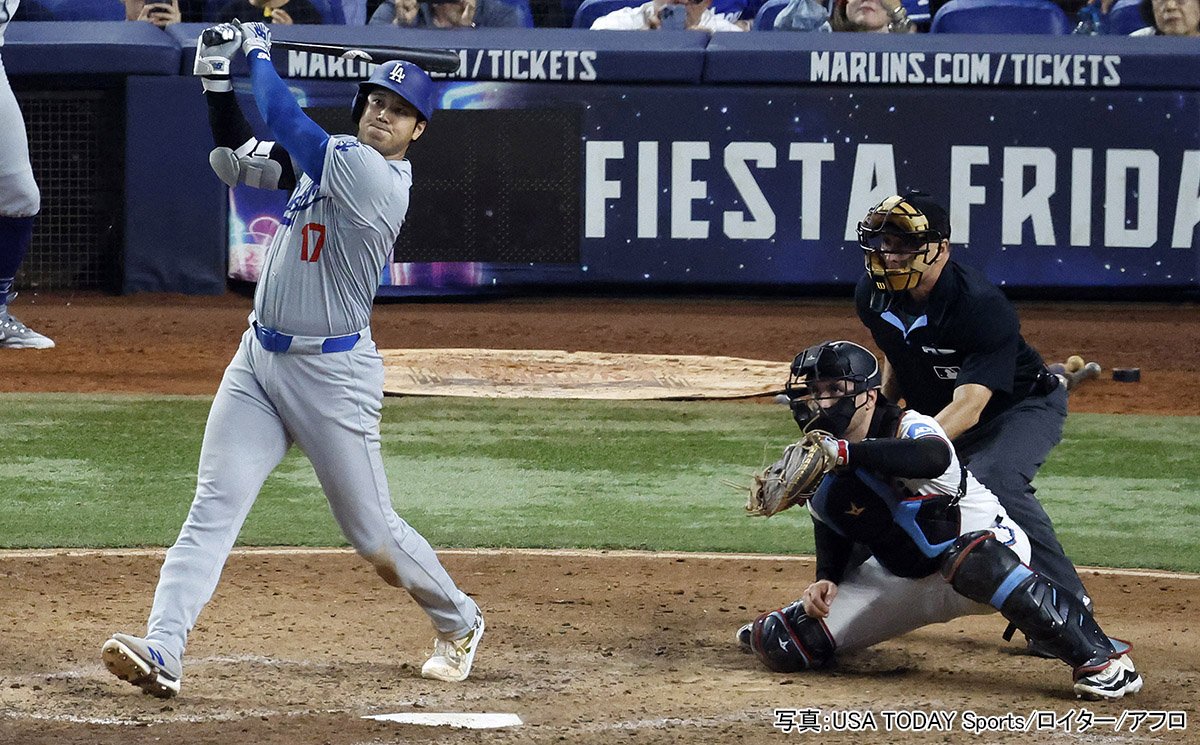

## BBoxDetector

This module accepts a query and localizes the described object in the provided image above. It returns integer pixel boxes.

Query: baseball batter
[738,341,1142,701]
[101,22,483,698]
[0,0,53,349]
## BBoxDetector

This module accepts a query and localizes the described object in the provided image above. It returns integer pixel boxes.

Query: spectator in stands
[1132,0,1199,33]
[339,0,367,22]
[774,0,832,30]
[709,0,760,30]
[125,0,204,26]
[369,0,523,26]
[217,0,325,23]
[369,0,520,25]
[828,0,912,30]
[591,0,744,29]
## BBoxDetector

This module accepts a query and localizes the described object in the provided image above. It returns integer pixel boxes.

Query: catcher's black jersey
[855,262,1048,428]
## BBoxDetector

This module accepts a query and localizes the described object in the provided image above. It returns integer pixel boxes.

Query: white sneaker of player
[421,614,484,682]
[1073,654,1143,701]
[0,307,54,349]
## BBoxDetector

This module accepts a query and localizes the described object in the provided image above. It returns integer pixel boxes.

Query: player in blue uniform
[0,0,53,349]
[100,22,483,698]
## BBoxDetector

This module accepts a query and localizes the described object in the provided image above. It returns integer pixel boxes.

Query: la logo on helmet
[388,65,406,84]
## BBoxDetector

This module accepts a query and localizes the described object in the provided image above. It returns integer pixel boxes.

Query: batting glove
[235,19,271,60]
[817,435,850,470]
[193,24,242,92]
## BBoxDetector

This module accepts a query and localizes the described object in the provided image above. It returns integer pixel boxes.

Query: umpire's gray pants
[954,383,1086,601]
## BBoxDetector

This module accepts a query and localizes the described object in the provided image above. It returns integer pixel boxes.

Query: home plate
[362,712,523,729]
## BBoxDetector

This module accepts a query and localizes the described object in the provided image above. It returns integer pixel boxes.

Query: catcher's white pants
[144,327,479,661]
[823,513,1031,652]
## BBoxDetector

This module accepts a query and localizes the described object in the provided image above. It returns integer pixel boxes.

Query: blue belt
[253,322,361,354]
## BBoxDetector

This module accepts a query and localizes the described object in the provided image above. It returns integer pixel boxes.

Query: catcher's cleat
[421,613,484,683]
[0,307,54,349]
[736,623,753,653]
[101,633,182,698]
[1074,654,1143,701]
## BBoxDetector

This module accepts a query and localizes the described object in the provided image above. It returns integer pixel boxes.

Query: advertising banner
[228,80,1200,294]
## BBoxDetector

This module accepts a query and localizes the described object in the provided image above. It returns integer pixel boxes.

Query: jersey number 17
[300,223,326,263]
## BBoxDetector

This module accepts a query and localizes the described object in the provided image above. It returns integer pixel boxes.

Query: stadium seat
[752,0,789,29]
[930,0,1071,33]
[573,0,642,27]
[1107,0,1148,34]
[37,0,125,20]
[902,0,931,26]
[323,0,346,24]
[712,0,748,21]
[497,0,537,27]
[562,0,584,25]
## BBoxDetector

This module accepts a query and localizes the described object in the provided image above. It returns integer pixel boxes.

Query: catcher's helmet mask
[786,340,881,437]
[858,192,950,312]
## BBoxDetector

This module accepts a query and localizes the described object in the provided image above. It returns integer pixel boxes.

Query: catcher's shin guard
[942,531,1117,675]
[749,601,836,672]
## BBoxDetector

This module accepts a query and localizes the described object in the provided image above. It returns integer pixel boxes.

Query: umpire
[851,192,1089,615]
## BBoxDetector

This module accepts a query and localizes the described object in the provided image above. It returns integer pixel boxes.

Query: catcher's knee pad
[749,601,836,672]
[940,530,1025,605]
[941,531,1116,672]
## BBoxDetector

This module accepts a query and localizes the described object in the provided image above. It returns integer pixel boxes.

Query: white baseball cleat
[101,633,182,698]
[0,307,54,349]
[1074,654,1143,701]
[421,614,484,682]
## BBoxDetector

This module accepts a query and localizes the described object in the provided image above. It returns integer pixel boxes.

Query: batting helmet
[351,60,435,126]
[857,191,950,298]
[785,340,881,435]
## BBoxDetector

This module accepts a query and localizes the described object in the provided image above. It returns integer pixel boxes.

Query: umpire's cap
[351,61,435,125]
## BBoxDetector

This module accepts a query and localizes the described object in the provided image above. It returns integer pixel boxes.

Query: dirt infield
[1,292,1198,744]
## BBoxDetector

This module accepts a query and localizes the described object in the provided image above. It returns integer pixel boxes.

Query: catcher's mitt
[744,431,834,517]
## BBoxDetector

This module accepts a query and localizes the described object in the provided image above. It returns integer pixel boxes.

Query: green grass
[2,394,1197,572]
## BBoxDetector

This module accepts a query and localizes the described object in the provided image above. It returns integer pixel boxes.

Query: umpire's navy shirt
[855,261,1047,429]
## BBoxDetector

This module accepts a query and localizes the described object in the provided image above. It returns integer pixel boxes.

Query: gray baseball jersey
[809,412,1031,651]
[142,134,479,663]
[254,135,409,338]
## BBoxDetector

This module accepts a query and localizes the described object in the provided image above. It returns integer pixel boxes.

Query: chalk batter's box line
[1,547,1196,581]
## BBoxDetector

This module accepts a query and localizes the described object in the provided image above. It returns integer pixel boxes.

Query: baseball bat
[272,40,461,74]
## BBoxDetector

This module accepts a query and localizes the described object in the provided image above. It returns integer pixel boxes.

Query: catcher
[737,340,1142,701]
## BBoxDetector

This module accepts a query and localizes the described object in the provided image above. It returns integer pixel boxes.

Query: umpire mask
[785,341,882,437]
[857,193,949,312]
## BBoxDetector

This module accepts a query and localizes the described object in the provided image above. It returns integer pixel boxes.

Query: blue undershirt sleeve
[247,52,329,180]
